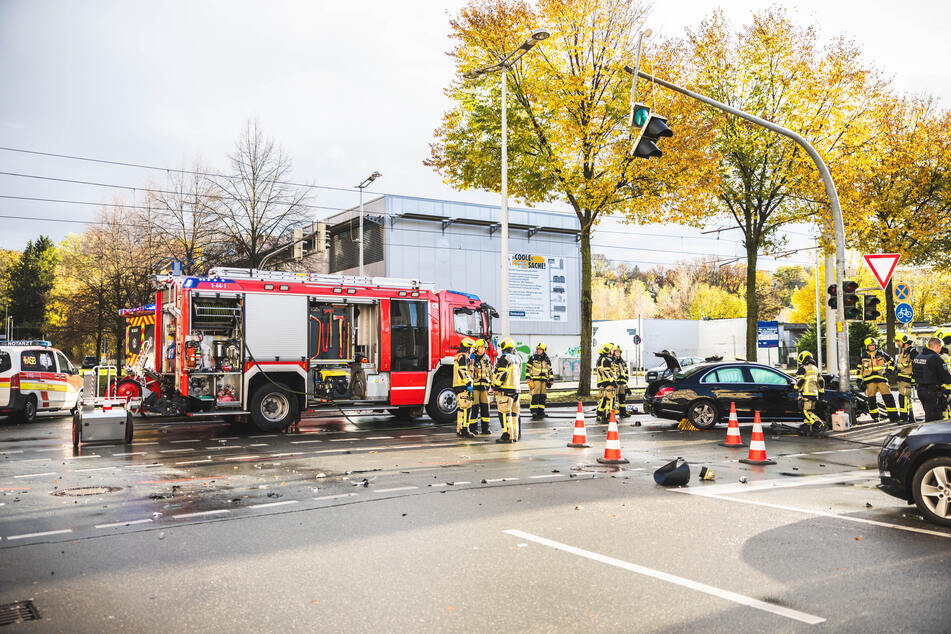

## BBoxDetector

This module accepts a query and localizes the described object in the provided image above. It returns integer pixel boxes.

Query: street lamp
[464,28,550,338]
[357,170,382,277]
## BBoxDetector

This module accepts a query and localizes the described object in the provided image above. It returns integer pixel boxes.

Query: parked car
[81,356,98,369]
[645,359,861,429]
[644,354,704,382]
[0,341,83,423]
[878,421,951,527]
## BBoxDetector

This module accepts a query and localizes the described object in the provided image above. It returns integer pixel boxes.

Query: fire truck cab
[136,267,495,431]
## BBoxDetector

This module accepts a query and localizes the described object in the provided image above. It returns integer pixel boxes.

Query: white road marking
[504,529,825,625]
[314,493,359,501]
[20,458,52,462]
[698,494,951,540]
[64,455,101,460]
[176,459,213,465]
[268,452,302,458]
[248,500,299,509]
[37,447,68,452]
[159,448,196,454]
[249,434,278,438]
[132,441,159,445]
[173,509,231,519]
[75,466,113,472]
[290,440,323,444]
[125,463,164,469]
[96,518,153,529]
[454,481,471,485]
[366,436,393,440]
[112,451,146,456]
[329,438,355,442]
[680,471,872,496]
[204,445,242,451]
[7,528,73,540]
[0,449,24,454]
[529,473,567,479]
[170,439,201,444]
[313,448,348,454]
[374,486,419,493]
[485,477,520,483]
[13,472,56,478]
[216,436,240,440]
[225,455,260,461]
[248,443,269,447]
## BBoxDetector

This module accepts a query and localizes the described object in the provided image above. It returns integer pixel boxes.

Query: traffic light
[827,281,861,320]
[630,102,673,159]
[863,295,881,322]
[293,228,303,261]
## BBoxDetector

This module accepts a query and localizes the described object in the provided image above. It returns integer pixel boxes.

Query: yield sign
[863,253,901,290]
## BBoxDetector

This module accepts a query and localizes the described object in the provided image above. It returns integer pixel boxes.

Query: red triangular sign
[863,253,901,290]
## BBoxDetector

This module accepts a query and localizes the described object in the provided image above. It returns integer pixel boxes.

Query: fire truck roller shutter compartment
[245,294,308,361]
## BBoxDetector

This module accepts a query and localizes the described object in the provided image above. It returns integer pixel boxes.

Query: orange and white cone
[739,411,775,465]
[596,411,629,464]
[718,402,746,447]
[567,402,590,448]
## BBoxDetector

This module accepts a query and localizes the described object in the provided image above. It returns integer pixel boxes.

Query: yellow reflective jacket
[596,354,616,387]
[471,352,493,390]
[452,353,472,390]
[796,363,824,398]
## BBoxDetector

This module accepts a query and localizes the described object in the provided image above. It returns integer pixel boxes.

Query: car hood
[903,420,951,439]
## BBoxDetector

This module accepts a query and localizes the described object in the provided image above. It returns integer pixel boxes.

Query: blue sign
[757,320,780,348]
[895,302,914,324]
[894,283,910,301]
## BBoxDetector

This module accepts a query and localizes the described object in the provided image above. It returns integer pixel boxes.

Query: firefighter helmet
[864,337,877,349]
[599,343,613,355]
[895,333,912,347]
[798,350,814,365]
[499,338,515,352]
[937,328,951,344]
[535,342,547,352]
[474,339,486,350]
[459,337,476,351]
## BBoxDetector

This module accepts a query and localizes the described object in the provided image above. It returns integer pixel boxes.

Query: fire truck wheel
[17,396,38,424]
[425,376,457,425]
[250,385,298,432]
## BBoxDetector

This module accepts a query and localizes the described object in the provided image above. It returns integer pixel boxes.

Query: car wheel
[425,375,456,425]
[687,399,719,430]
[17,396,38,424]
[911,456,951,527]
[249,385,298,432]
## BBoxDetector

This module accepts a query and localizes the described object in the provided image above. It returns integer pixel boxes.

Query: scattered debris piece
[739,476,748,484]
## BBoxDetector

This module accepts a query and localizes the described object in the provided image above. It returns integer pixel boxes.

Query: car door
[747,366,799,420]
[55,351,81,410]
[20,348,59,410]
[698,365,758,419]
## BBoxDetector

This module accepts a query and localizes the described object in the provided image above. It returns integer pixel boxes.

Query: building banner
[508,253,568,322]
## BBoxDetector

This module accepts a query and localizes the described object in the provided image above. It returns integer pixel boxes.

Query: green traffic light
[633,107,649,127]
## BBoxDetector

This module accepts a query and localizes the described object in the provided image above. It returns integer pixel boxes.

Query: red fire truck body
[135,267,495,431]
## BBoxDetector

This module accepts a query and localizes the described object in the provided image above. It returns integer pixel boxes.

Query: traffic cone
[597,411,629,464]
[567,402,590,448]
[718,402,746,447]
[739,411,775,465]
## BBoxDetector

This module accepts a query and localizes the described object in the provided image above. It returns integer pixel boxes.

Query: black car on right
[878,421,951,527]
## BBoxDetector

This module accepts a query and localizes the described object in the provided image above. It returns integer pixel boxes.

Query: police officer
[493,338,521,443]
[892,333,917,423]
[453,337,476,438]
[596,343,617,423]
[912,337,951,422]
[860,337,898,422]
[936,329,951,418]
[796,351,825,436]
[613,345,630,418]
[527,342,553,419]
[470,339,493,434]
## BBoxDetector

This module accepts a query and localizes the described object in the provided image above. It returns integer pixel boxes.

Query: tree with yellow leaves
[427,0,716,395]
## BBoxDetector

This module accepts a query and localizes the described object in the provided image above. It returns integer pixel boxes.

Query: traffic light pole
[631,69,851,390]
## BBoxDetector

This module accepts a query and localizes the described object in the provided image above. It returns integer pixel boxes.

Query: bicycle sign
[894,283,911,301]
[895,302,914,324]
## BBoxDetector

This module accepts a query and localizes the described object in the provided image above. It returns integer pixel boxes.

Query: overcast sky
[1,0,947,270]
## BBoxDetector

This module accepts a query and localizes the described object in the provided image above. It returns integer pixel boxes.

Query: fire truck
[114,267,497,431]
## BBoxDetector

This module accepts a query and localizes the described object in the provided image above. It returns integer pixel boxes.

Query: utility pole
[625,68,852,390]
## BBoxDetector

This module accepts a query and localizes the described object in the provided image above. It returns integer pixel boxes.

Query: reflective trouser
[496,393,520,440]
[597,385,616,419]
[616,383,627,413]
[528,379,548,416]
[455,391,472,433]
[473,388,491,431]
[896,381,915,422]
[917,386,945,422]
[865,380,897,420]
[801,397,823,428]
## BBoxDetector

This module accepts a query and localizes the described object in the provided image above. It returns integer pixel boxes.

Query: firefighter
[936,328,951,418]
[860,337,898,423]
[493,338,521,443]
[613,345,630,418]
[796,351,825,436]
[596,343,617,423]
[913,337,951,422]
[892,333,917,423]
[453,337,476,438]
[470,339,493,435]
[527,342,553,419]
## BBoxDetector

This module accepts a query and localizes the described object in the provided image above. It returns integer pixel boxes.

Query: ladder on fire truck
[207,267,436,292]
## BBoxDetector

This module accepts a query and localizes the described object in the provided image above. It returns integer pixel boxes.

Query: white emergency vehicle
[0,341,83,423]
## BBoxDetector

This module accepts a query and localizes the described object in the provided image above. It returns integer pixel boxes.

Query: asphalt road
[1,407,949,632]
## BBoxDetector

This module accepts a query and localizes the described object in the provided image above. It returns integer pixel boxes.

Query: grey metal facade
[326,194,581,336]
